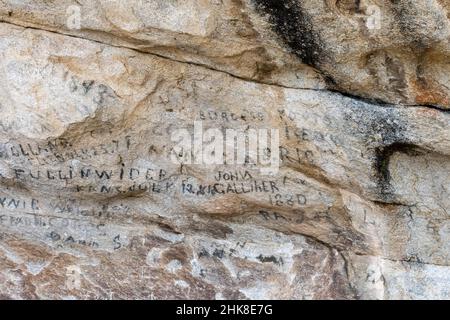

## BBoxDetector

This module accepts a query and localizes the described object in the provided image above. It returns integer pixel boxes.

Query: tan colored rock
[3,1,450,108]
[0,0,325,89]
[0,1,449,300]
[251,0,450,108]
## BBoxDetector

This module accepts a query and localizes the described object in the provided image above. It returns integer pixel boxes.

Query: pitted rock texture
[0,1,449,300]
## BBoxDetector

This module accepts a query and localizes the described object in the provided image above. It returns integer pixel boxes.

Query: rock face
[0,1,449,300]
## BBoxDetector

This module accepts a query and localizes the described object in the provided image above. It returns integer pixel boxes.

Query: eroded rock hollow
[0,0,449,299]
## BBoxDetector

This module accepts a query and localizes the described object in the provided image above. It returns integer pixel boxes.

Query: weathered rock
[0,1,449,300]
[3,0,450,108]
[0,0,326,89]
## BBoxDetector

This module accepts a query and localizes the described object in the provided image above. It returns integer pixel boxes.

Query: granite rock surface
[0,1,449,300]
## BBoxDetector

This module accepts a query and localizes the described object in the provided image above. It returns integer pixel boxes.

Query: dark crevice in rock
[353,251,450,267]
[404,103,450,113]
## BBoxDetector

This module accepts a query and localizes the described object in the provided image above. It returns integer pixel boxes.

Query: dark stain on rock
[198,248,210,258]
[213,249,225,259]
[340,101,418,203]
[374,142,422,201]
[252,0,324,68]
[343,103,407,145]
[257,254,284,266]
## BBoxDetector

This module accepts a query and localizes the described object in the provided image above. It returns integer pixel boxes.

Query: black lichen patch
[252,0,324,68]
[342,103,408,145]
[374,142,422,201]
[339,102,417,202]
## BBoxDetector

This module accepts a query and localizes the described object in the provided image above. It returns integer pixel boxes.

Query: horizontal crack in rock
[1,19,449,113]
